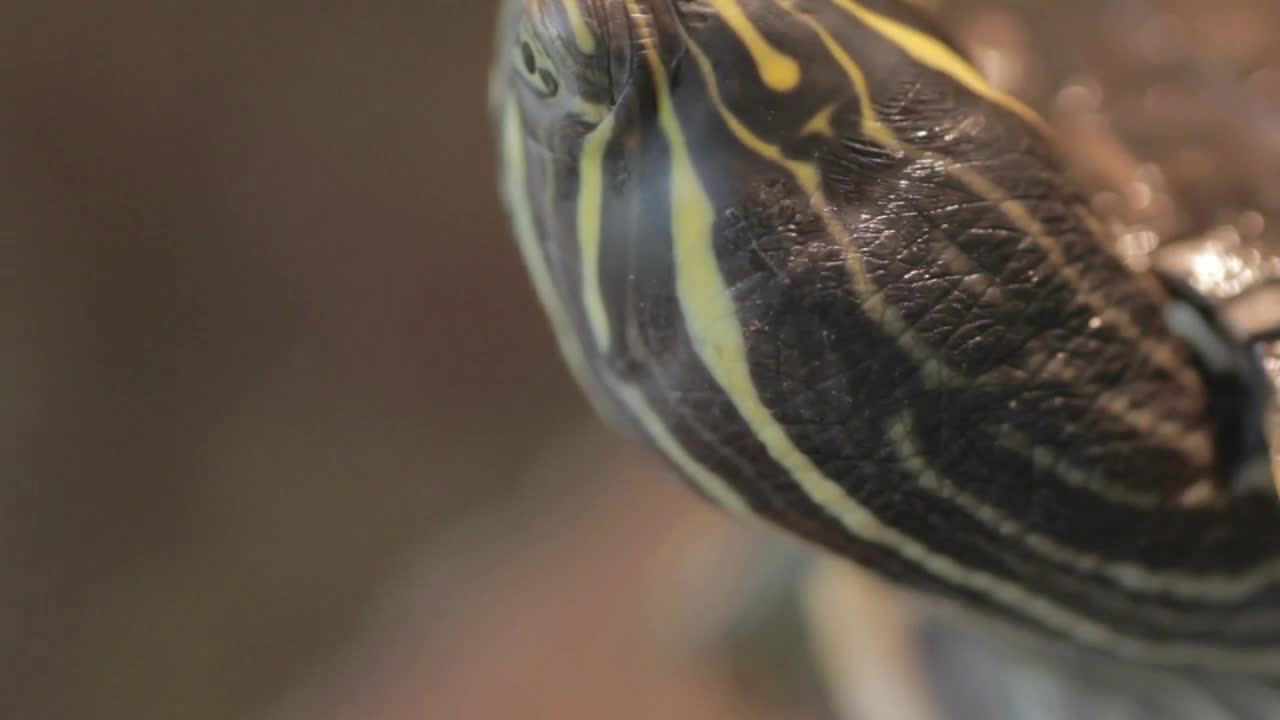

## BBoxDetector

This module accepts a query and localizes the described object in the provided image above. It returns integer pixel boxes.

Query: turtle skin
[908,1,1280,718]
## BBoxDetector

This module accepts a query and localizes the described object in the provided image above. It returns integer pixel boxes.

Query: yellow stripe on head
[505,93,748,516]
[577,114,618,350]
[776,0,901,149]
[830,0,1054,137]
[500,100,607,413]
[558,0,598,54]
[681,27,820,189]
[678,16,956,387]
[705,0,802,92]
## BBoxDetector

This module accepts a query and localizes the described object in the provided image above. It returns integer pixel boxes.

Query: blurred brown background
[4,1,1279,719]
[4,2,802,719]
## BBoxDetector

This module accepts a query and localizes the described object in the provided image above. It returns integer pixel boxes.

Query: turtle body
[490,0,1280,702]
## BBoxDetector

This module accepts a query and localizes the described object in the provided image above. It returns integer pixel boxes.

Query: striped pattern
[491,0,1280,676]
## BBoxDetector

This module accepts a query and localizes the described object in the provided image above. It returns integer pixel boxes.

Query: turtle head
[488,0,1280,664]
[489,1,643,133]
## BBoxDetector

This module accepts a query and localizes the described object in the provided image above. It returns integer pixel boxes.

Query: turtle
[488,0,1280,716]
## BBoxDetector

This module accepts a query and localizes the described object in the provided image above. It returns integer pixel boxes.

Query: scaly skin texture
[493,0,1280,675]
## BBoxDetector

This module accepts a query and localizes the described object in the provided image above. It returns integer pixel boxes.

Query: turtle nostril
[521,41,537,75]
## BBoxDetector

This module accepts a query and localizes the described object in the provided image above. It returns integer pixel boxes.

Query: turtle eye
[514,20,561,98]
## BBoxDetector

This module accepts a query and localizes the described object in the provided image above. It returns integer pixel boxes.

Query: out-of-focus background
[4,1,1279,719]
